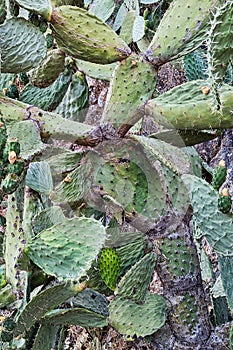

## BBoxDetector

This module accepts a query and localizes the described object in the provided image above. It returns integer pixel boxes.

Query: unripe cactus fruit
[6,159,24,176]
[212,160,227,190]
[98,247,121,291]
[218,188,232,214]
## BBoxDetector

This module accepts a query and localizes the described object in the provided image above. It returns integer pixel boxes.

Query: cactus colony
[0,0,233,349]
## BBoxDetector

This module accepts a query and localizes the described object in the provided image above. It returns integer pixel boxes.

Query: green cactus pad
[4,194,26,288]
[32,206,66,235]
[147,0,219,65]
[116,234,147,276]
[0,18,47,73]
[19,64,73,111]
[15,0,52,20]
[25,161,53,195]
[42,307,108,328]
[25,217,106,280]
[0,284,16,308]
[6,159,24,176]
[212,161,227,190]
[70,288,109,316]
[5,137,20,155]
[207,1,233,85]
[75,59,116,81]
[145,80,233,130]
[8,120,45,160]
[98,247,121,291]
[102,54,157,130]
[116,252,156,302]
[109,293,167,337]
[13,282,87,335]
[55,71,89,121]
[218,256,233,312]
[31,323,58,350]
[182,174,233,256]
[29,49,66,88]
[183,49,208,81]
[50,6,131,64]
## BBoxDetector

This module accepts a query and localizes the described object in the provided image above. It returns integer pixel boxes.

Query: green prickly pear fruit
[6,158,24,176]
[18,72,29,85]
[28,12,40,27]
[46,33,54,49]
[98,247,121,291]
[218,188,232,214]
[3,81,19,99]
[1,173,19,194]
[50,6,131,64]
[212,160,227,190]
[39,18,48,33]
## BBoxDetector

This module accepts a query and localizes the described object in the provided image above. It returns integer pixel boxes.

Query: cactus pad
[102,54,157,130]
[25,161,53,195]
[145,80,233,130]
[218,188,232,214]
[0,18,47,73]
[50,6,131,64]
[25,217,106,280]
[98,247,121,291]
[109,293,167,337]
[70,288,109,316]
[15,0,52,20]
[116,252,156,302]
[182,174,233,256]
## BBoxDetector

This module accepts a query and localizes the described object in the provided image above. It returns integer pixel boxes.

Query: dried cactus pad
[50,6,131,64]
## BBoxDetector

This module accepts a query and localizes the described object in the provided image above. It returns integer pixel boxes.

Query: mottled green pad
[146,80,233,130]
[8,120,45,160]
[31,323,58,350]
[4,195,26,289]
[207,1,233,83]
[109,293,167,337]
[55,72,89,121]
[29,49,65,88]
[25,161,53,195]
[0,284,16,308]
[42,307,107,328]
[75,59,116,81]
[32,206,66,235]
[13,282,85,336]
[183,50,208,81]
[98,247,121,291]
[116,235,147,275]
[50,6,131,64]
[147,0,219,64]
[19,65,72,111]
[102,54,157,129]
[182,174,233,256]
[219,256,233,312]
[26,217,106,280]
[15,0,52,20]
[116,252,156,302]
[0,18,46,73]
[70,288,109,316]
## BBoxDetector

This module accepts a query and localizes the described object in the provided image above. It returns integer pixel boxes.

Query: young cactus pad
[212,160,227,190]
[109,293,167,337]
[98,247,121,291]
[50,6,131,64]
[25,217,106,280]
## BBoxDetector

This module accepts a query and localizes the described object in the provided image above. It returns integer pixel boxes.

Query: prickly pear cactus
[218,188,232,214]
[50,6,131,64]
